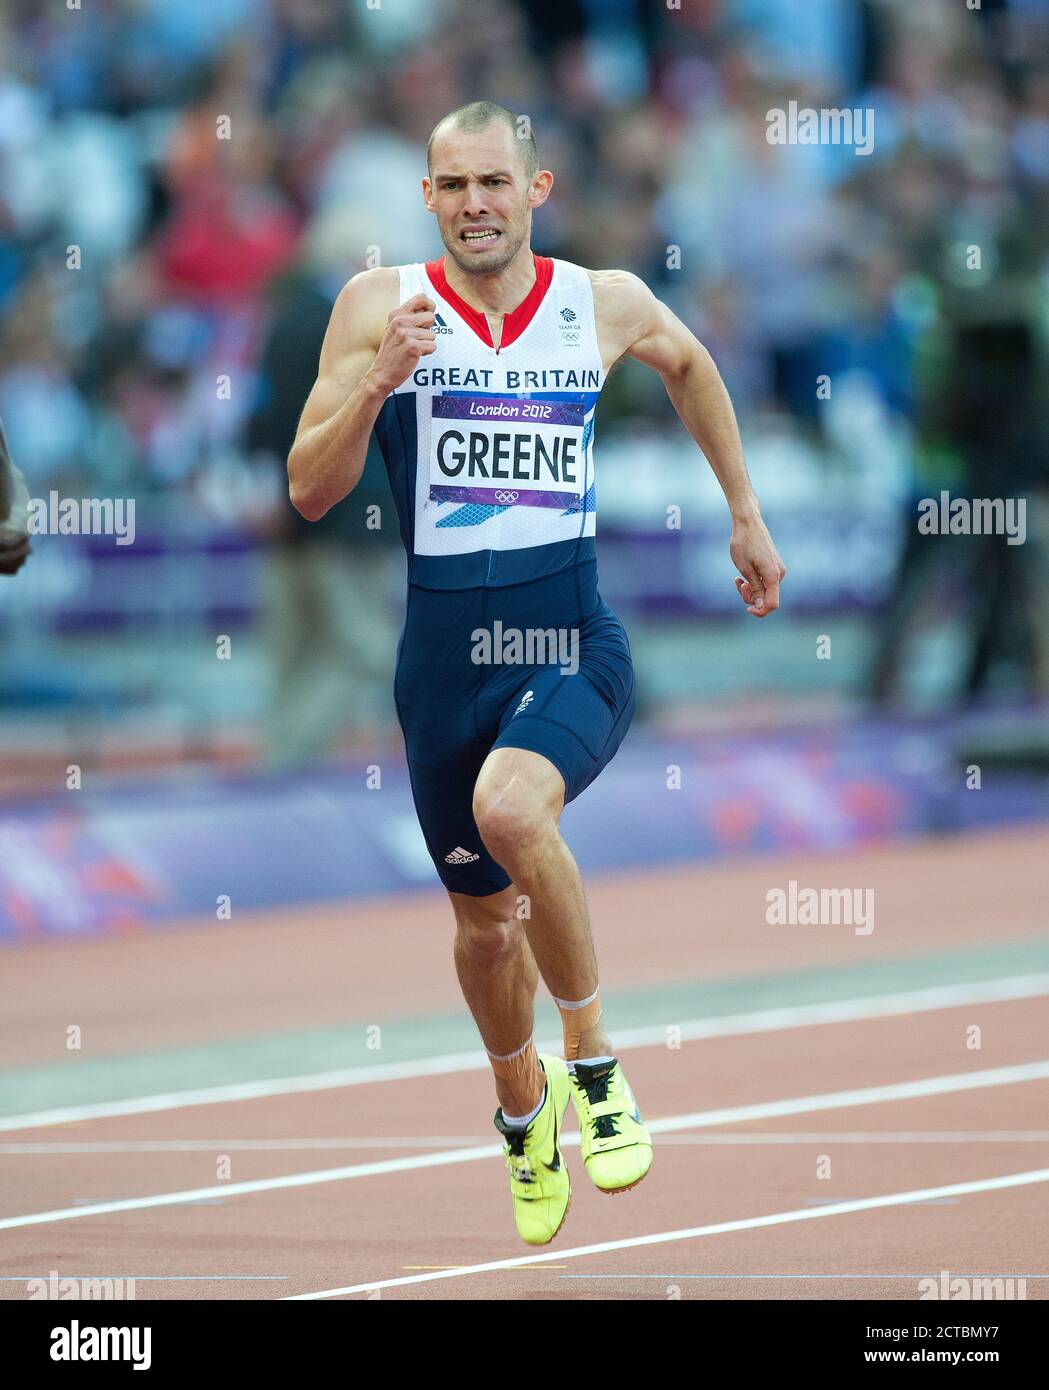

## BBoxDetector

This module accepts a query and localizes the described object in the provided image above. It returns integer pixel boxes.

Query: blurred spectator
[244,213,399,769]
[869,153,1049,703]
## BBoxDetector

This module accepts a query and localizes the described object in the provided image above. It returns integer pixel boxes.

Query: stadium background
[2,0,1048,920]
[0,0,1048,1307]
[1,0,1047,935]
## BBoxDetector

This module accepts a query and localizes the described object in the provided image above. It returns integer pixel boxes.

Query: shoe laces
[575,1061,616,1105]
[502,1120,536,1184]
[574,1062,622,1138]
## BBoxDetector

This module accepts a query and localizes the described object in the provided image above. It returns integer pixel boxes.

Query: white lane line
[2,1058,1047,1233]
[3,971,1047,1133]
[6,1129,1049,1154]
[642,1059,1049,1135]
[0,1145,502,1232]
[285,1166,1049,1299]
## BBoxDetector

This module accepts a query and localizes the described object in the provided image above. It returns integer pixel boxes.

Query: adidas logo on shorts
[445,846,480,864]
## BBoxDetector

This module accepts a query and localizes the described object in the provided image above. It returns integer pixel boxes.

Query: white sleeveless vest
[382,255,604,588]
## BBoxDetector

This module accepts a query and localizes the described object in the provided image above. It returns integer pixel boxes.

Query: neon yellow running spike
[568,1058,653,1194]
[493,1055,572,1245]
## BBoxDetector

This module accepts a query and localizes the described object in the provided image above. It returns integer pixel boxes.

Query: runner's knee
[472,787,554,867]
[451,891,523,960]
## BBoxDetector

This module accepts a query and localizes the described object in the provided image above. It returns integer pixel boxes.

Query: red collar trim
[424,253,554,351]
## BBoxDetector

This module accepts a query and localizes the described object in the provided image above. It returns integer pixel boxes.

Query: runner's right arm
[288,269,436,521]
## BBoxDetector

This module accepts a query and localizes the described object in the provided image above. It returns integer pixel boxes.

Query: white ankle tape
[486,1034,534,1063]
[552,986,600,1010]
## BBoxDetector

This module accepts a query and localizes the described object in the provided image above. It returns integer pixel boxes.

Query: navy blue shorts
[393,562,636,895]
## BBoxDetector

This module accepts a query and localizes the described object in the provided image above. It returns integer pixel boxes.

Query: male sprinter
[0,417,32,576]
[288,102,785,1245]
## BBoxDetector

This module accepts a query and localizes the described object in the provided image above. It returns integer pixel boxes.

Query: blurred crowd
[1,0,1048,747]
[1,0,1045,488]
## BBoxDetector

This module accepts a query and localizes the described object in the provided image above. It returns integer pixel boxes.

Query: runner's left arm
[0,416,31,576]
[596,271,785,617]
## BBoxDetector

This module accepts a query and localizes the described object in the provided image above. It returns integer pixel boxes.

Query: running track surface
[1,824,1047,1300]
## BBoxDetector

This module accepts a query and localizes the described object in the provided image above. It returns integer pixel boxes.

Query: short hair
[427,101,538,180]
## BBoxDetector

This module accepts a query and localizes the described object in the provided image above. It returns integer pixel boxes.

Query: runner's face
[426,125,533,275]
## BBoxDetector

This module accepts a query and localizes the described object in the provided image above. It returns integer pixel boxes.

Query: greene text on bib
[430,395,585,511]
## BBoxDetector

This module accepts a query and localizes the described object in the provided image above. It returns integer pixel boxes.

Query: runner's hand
[0,530,29,574]
[368,293,438,392]
[730,513,786,617]
[0,450,31,576]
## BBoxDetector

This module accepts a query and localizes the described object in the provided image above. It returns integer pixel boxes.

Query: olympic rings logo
[494,491,519,504]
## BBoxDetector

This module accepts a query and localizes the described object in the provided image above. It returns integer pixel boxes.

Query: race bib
[429,395,584,510]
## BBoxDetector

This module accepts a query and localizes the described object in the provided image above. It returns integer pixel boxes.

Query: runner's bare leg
[471,746,614,1060]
